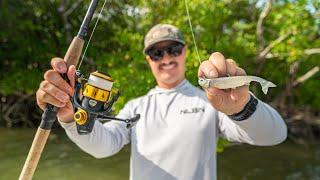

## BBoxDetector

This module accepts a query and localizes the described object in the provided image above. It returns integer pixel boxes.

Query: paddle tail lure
[198,76,276,94]
[19,1,100,179]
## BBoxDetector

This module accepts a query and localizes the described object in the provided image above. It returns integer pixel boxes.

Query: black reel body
[72,70,140,135]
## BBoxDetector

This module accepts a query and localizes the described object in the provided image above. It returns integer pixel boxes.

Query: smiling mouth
[160,61,177,71]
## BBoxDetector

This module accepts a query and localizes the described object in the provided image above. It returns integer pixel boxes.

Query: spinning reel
[72,70,140,135]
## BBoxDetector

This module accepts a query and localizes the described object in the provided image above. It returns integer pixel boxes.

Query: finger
[226,59,237,76]
[230,85,249,101]
[39,80,70,103]
[206,87,226,109]
[51,57,67,74]
[65,99,73,109]
[44,70,73,96]
[230,67,249,101]
[198,60,219,78]
[235,66,247,76]
[206,86,224,97]
[198,59,225,100]
[36,89,67,109]
[67,65,76,89]
[36,89,47,111]
[209,52,227,76]
[198,60,223,100]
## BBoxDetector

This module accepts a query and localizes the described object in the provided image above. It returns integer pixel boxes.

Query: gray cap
[143,24,185,54]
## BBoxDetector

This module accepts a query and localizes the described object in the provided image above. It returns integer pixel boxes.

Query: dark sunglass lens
[167,44,184,56]
[149,49,164,61]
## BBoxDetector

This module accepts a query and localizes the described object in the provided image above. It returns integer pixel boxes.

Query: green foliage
[217,138,230,153]
[0,0,319,111]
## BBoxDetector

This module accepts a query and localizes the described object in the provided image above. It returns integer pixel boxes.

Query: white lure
[198,76,276,94]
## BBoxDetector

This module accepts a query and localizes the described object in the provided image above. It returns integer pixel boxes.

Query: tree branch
[256,0,272,51]
[3,93,35,128]
[257,32,292,61]
[64,0,84,17]
[58,0,84,42]
[304,48,320,55]
[58,0,68,13]
[266,48,320,59]
[293,66,319,87]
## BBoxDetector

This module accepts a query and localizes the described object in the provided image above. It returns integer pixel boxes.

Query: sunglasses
[146,43,184,61]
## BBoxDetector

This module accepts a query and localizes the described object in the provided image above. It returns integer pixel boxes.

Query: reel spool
[73,70,139,135]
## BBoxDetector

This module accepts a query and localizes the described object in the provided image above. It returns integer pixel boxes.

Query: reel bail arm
[72,70,140,134]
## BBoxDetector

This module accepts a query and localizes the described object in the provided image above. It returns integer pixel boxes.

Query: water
[218,142,320,180]
[1,128,319,180]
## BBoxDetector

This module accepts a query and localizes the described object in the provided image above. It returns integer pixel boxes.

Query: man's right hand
[36,57,76,123]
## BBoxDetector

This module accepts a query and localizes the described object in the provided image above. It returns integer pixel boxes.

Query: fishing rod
[19,1,100,179]
[20,0,141,178]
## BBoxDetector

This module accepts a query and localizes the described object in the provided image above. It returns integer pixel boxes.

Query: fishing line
[184,0,202,65]
[78,0,108,70]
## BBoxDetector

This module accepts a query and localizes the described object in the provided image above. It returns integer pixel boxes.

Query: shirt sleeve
[59,101,134,158]
[217,99,287,146]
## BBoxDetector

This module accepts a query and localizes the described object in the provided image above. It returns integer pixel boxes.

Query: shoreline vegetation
[0,91,319,143]
[0,0,319,143]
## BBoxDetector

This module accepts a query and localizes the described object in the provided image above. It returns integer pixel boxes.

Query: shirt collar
[147,79,191,95]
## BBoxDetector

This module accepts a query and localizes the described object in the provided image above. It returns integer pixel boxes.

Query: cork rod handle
[19,37,84,180]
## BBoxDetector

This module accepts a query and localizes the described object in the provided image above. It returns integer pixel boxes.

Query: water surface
[1,128,319,180]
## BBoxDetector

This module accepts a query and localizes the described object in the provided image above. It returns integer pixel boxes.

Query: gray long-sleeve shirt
[60,79,287,180]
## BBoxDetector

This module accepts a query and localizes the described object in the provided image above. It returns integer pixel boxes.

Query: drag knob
[74,109,88,125]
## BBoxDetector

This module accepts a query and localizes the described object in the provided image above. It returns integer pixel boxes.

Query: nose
[161,51,172,62]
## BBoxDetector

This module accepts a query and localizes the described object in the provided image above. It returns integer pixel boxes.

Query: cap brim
[143,38,185,54]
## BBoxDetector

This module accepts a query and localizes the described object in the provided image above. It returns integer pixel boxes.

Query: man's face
[145,41,187,89]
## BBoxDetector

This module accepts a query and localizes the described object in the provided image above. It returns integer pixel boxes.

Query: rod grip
[19,37,84,180]
[63,37,85,67]
[19,128,51,180]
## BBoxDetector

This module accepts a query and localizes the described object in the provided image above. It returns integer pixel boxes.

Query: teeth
[161,63,176,70]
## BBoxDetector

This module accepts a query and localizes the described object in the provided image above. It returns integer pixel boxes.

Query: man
[36,24,287,180]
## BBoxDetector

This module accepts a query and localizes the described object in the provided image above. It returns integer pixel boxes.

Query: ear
[145,55,152,64]
[182,46,187,56]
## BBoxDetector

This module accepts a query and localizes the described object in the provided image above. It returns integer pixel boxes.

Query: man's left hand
[198,52,250,115]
